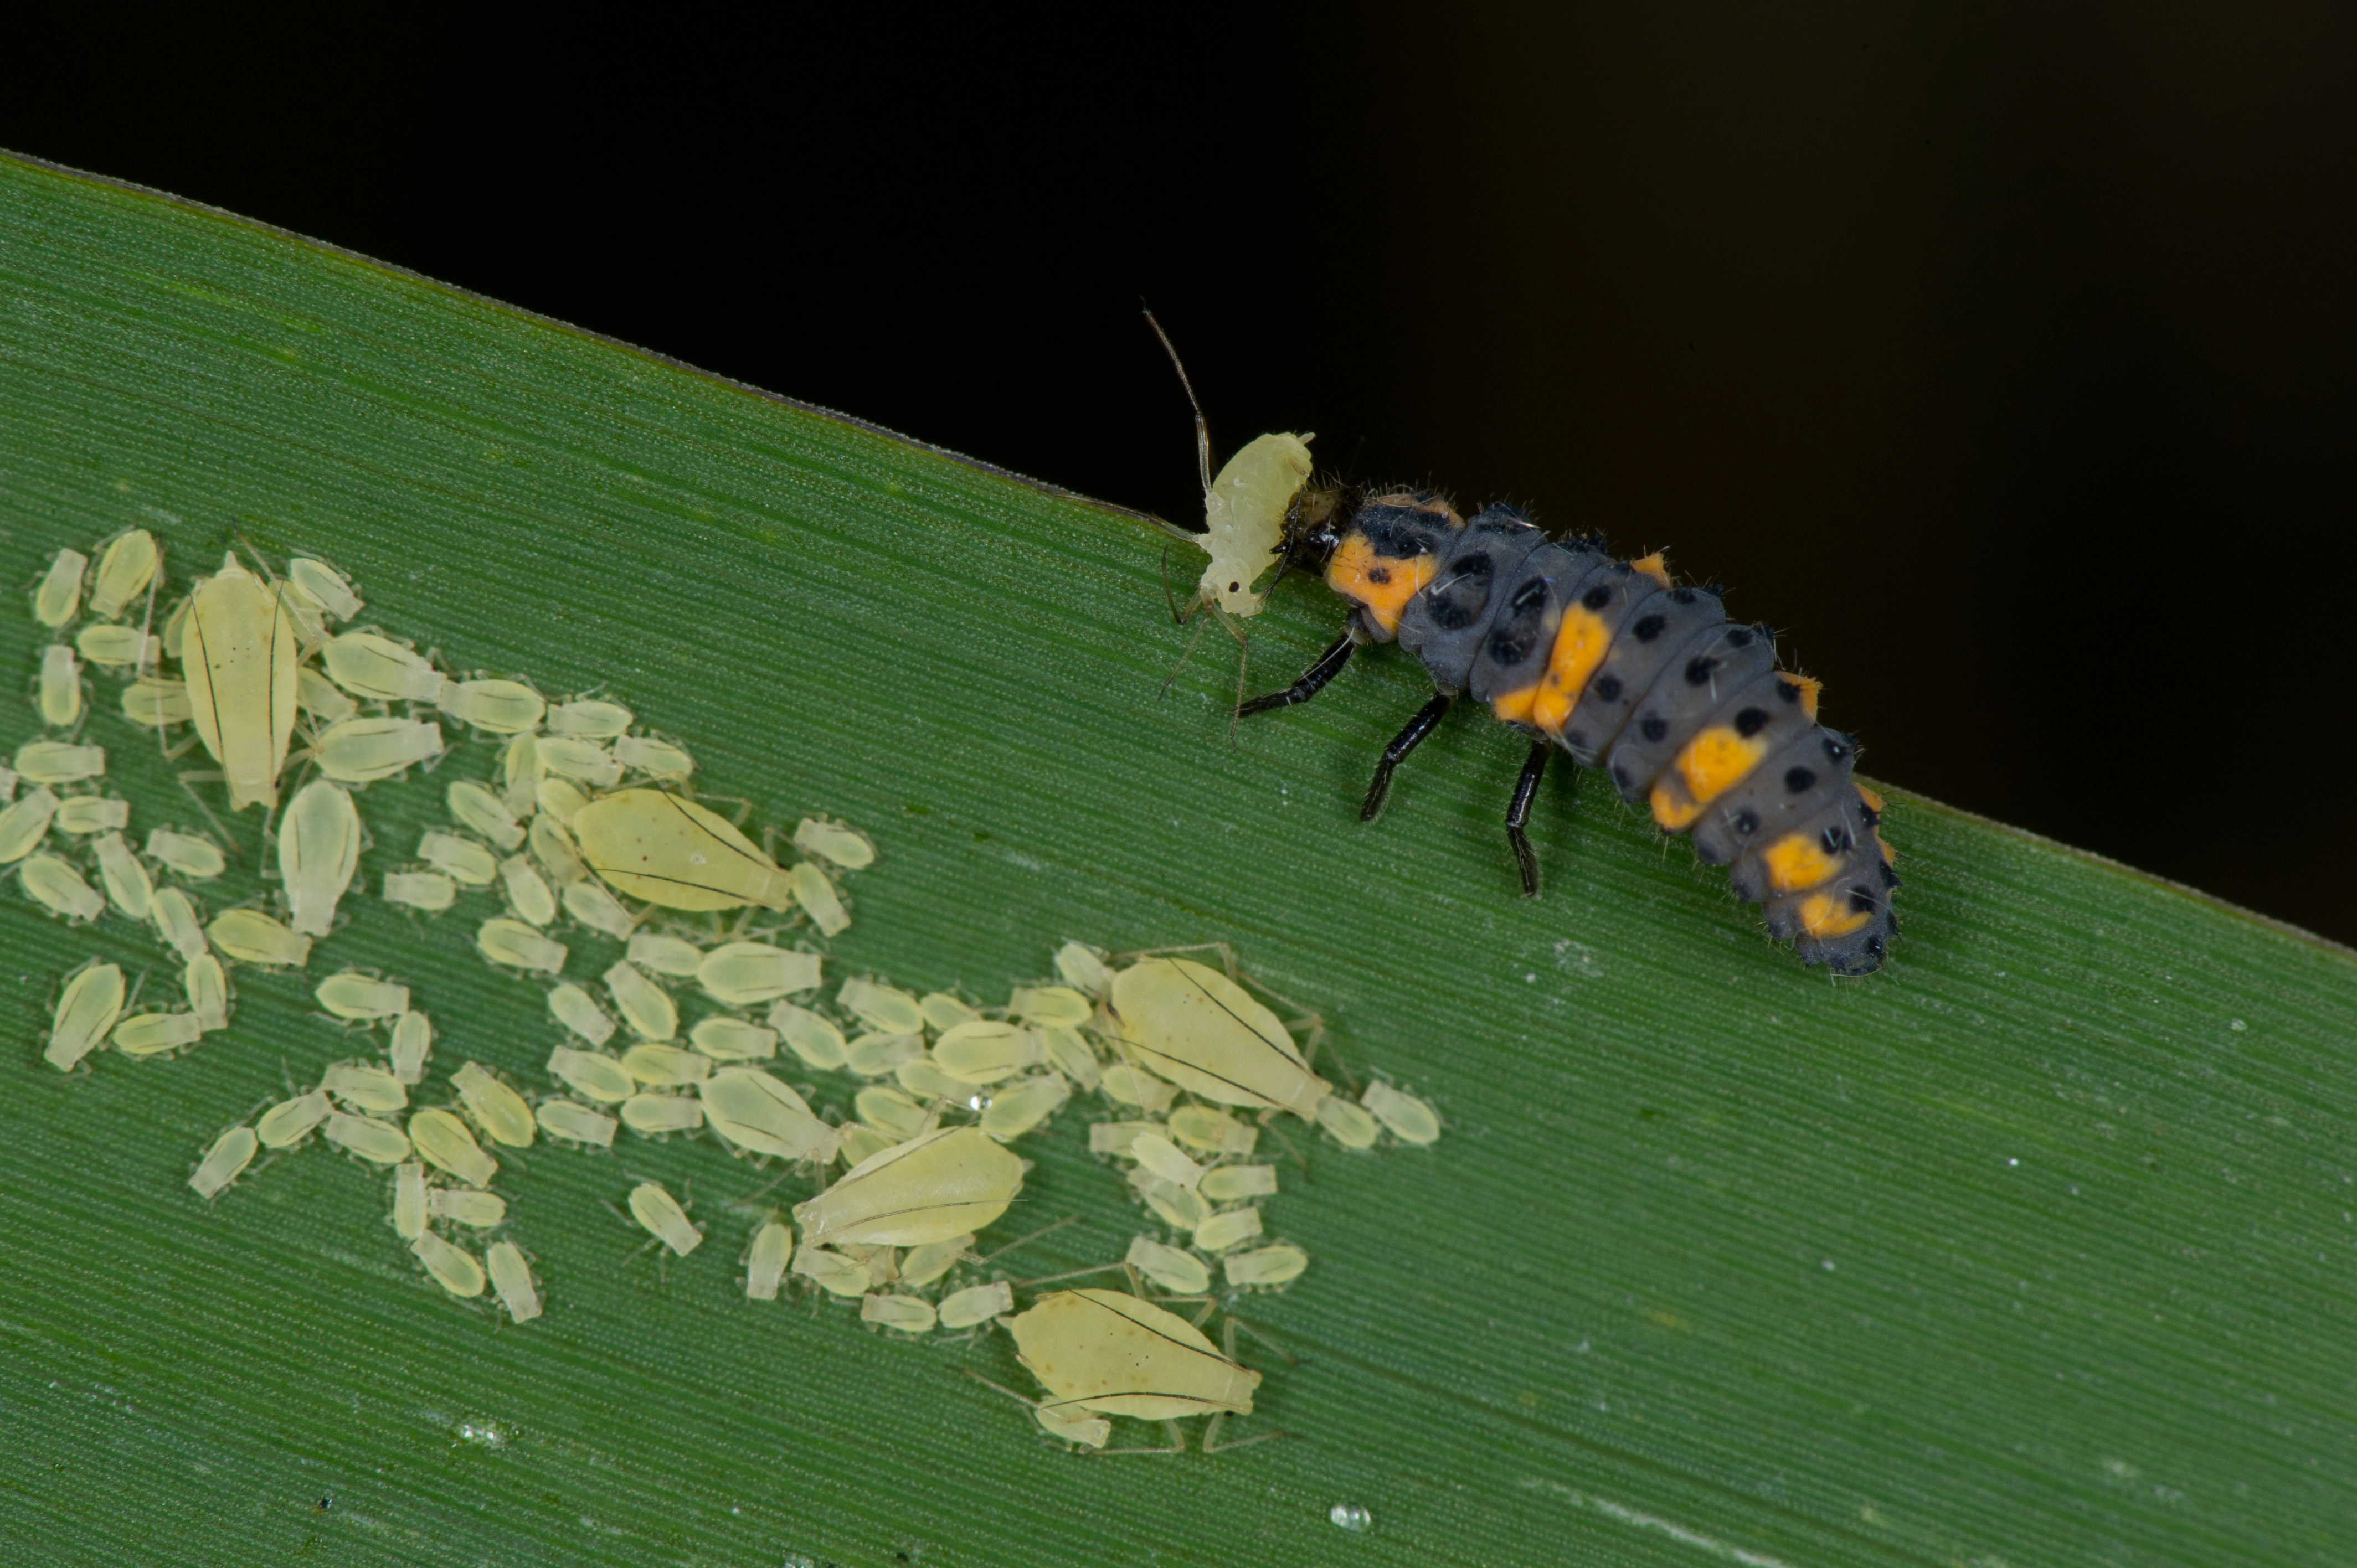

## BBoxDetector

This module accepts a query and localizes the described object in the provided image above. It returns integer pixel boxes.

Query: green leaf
[2,153,2349,1567]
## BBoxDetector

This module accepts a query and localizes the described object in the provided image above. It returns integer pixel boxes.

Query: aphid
[1361,1080,1442,1144]
[787,863,850,936]
[771,1003,847,1069]
[311,715,444,784]
[1224,1244,1309,1288]
[1236,485,1900,973]
[1056,941,1113,998]
[536,1099,619,1147]
[428,1188,508,1228]
[688,1017,777,1061]
[383,870,458,912]
[793,817,875,870]
[897,1056,970,1103]
[38,644,80,728]
[1193,1207,1264,1252]
[411,1232,487,1298]
[547,698,634,738]
[837,1124,894,1166]
[612,735,692,780]
[1109,958,1364,1139]
[536,778,590,823]
[533,736,619,788]
[321,1060,408,1113]
[1038,1026,1102,1092]
[933,1021,1042,1085]
[847,1031,923,1077]
[75,624,159,670]
[389,1010,434,1084]
[527,815,588,885]
[499,855,558,926]
[286,557,363,624]
[313,973,409,1025]
[408,1108,499,1185]
[92,831,155,919]
[394,1162,428,1239]
[295,666,357,725]
[621,1043,709,1087]
[86,529,159,620]
[627,931,703,977]
[559,878,636,940]
[1011,986,1094,1029]
[112,1010,202,1056]
[1129,1169,1209,1231]
[794,1126,1026,1247]
[920,992,977,1031]
[499,731,543,816]
[151,887,209,962]
[1007,1288,1261,1435]
[486,1240,541,1322]
[22,854,106,922]
[1098,1063,1177,1115]
[33,548,88,628]
[938,1280,1016,1330]
[792,1246,874,1297]
[898,1234,971,1287]
[1316,1098,1381,1150]
[452,1063,537,1147]
[1130,1133,1205,1191]
[856,1086,929,1139]
[277,780,361,937]
[183,551,300,811]
[627,1182,702,1255]
[604,960,677,1040]
[15,741,105,784]
[840,977,925,1035]
[620,1092,704,1135]
[122,678,193,729]
[1167,1105,1257,1158]
[446,780,526,852]
[255,1090,333,1148]
[1088,1121,1165,1157]
[476,917,567,974]
[45,961,125,1071]
[208,908,312,967]
[190,1125,259,1199]
[438,679,544,735]
[1127,1235,1214,1294]
[145,828,224,879]
[699,1067,841,1163]
[419,828,498,885]
[324,1111,412,1164]
[745,1219,796,1299]
[862,1294,938,1334]
[0,786,60,862]
[548,985,617,1047]
[572,788,796,911]
[697,941,823,1006]
[321,632,444,702]
[1198,1164,1277,1202]
[547,1045,635,1102]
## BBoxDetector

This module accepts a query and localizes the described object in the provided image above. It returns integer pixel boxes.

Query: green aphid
[207,908,311,968]
[23,854,105,923]
[189,1125,258,1200]
[627,1182,701,1255]
[46,961,125,1071]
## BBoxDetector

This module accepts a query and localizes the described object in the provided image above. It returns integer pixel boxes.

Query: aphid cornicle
[1222,467,1901,973]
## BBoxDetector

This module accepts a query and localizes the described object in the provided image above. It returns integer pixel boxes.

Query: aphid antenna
[1089,1422,1190,1458]
[1257,1115,1309,1172]
[1011,1262,1125,1290]
[172,767,238,855]
[1222,1311,1298,1366]
[1197,1412,1288,1455]
[975,1212,1079,1267]
[1141,307,1214,498]
[1116,940,1242,981]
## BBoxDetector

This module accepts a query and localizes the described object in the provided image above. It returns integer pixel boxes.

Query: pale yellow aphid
[46,961,125,1071]
[1129,1169,1208,1231]
[208,908,311,967]
[419,828,497,886]
[792,817,874,870]
[256,1090,333,1148]
[394,1162,428,1240]
[486,1241,542,1322]
[23,854,105,922]
[536,1099,618,1147]
[936,1280,1014,1330]
[896,1056,969,1104]
[1109,958,1329,1121]
[746,1219,795,1299]
[311,715,444,784]
[1010,1288,1261,1424]
[477,917,567,974]
[87,529,160,620]
[383,870,457,912]
[500,731,543,817]
[190,1125,258,1199]
[700,1067,841,1163]
[527,814,588,885]
[861,1294,936,1334]
[547,1045,635,1102]
[837,1124,894,1166]
[499,855,557,925]
[981,1074,1072,1141]
[1198,1164,1278,1202]
[1011,986,1093,1029]
[412,1232,487,1298]
[794,1126,1026,1247]
[122,678,193,729]
[689,1017,777,1061]
[787,862,850,936]
[627,931,702,977]
[183,552,300,811]
[93,831,154,919]
[151,887,208,962]
[0,786,59,862]
[573,788,794,912]
[1055,941,1113,998]
[145,828,224,879]
[620,1092,704,1135]
[15,741,105,785]
[1195,432,1314,616]
[791,1246,873,1297]
[322,632,444,702]
[559,878,636,940]
[114,1010,204,1056]
[279,780,362,936]
[1031,1404,1114,1450]
[839,977,925,1035]
[388,1010,434,1084]
[438,679,544,734]
[933,1020,1043,1085]
[547,698,634,739]
[446,780,525,852]
[898,1234,972,1287]
[627,1182,702,1255]
[1126,1236,1213,1294]
[39,644,80,728]
[409,1107,500,1185]
[697,942,823,1007]
[1131,1132,1205,1190]
[295,666,356,725]
[1036,1023,1095,1082]
[604,959,677,1040]
[316,972,409,1023]
[428,1188,508,1228]
[920,992,977,1031]
[1361,1080,1442,1143]
[452,1063,536,1147]
[537,736,622,788]
[186,954,229,1031]
[771,1003,847,1070]
[613,735,693,780]
[324,1111,412,1164]
[548,985,617,1047]
[1099,1063,1177,1115]
[1167,1105,1258,1158]
[1193,1206,1264,1252]
[33,548,88,628]
[847,1031,923,1077]
[1317,1097,1381,1149]
[534,781,586,829]
[322,1060,408,1113]
[1088,1121,1165,1158]
[622,1043,709,1087]
[1224,1243,1309,1288]
[75,624,159,670]
[286,556,363,624]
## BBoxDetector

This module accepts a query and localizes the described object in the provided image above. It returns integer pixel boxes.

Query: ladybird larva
[190,1125,258,1199]
[627,1181,701,1255]
[485,1241,541,1322]
[46,961,125,1071]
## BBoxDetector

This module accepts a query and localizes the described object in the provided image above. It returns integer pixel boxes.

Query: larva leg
[1359,693,1453,821]
[1505,738,1552,896]
[1236,628,1355,717]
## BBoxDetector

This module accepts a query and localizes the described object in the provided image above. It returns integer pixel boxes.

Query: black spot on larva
[1822,736,1849,762]
[1594,674,1623,702]
[1611,765,1632,789]
[1733,809,1759,835]
[1777,679,1803,704]
[1509,576,1546,610]
[1727,627,1753,648]
[1735,707,1769,736]
[1582,584,1612,610]
[1821,824,1850,854]
[1864,936,1885,958]
[1879,860,1900,886]
[1640,716,1669,742]
[1367,566,1392,585]
[1671,586,1697,604]
[1859,801,1881,826]
[1632,615,1666,642]
[1564,729,1587,749]
[1684,656,1718,685]
[1849,888,1877,914]
[1785,766,1816,793]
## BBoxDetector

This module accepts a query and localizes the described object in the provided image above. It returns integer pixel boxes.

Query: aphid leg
[976,1213,1079,1266]
[1092,1422,1188,1458]
[1258,1114,1310,1171]
[174,770,236,849]
[1160,546,1211,629]
[1223,1312,1298,1366]
[1011,1262,1126,1288]
[1157,612,1211,699]
[1505,737,1552,898]
[1236,629,1355,719]
[1199,1413,1286,1454]
[1204,601,1253,744]
[1360,693,1453,822]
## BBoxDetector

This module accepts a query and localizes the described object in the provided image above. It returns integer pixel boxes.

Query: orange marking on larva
[1649,783,1704,831]
[1325,535,1435,636]
[1762,832,1842,894]
[1630,553,1670,588]
[1491,683,1540,725]
[1676,725,1768,802]
[1855,783,1884,814]
[1500,605,1611,735]
[1784,674,1822,720]
[1876,832,1896,865]
[1797,891,1872,939]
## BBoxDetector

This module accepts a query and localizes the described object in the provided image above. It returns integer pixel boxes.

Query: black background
[6,5,2352,941]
